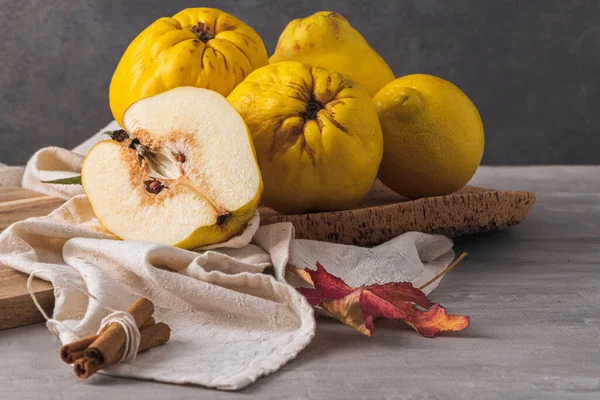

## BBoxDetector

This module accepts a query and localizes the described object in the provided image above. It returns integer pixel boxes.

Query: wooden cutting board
[0,183,535,330]
[0,188,66,330]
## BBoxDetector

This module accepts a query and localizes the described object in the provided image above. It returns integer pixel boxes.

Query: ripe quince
[374,74,484,198]
[110,8,268,126]
[228,61,383,214]
[270,11,394,97]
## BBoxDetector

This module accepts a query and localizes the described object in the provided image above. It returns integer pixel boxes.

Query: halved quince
[82,87,262,248]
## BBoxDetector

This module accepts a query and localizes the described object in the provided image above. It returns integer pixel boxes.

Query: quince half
[83,87,262,249]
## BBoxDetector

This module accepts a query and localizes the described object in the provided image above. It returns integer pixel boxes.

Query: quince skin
[110,8,268,126]
[228,61,383,214]
[270,11,395,97]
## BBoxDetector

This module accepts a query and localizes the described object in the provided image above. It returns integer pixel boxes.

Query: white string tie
[97,311,141,362]
[27,270,141,363]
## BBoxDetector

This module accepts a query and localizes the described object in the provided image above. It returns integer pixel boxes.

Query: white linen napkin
[0,121,454,390]
[0,162,24,187]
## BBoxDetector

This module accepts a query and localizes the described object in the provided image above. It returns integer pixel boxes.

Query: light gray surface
[1,166,599,400]
[1,1,599,165]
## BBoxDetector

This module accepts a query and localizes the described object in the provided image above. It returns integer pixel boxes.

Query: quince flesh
[83,87,262,249]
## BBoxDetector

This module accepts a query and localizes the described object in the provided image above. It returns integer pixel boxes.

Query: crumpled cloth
[0,121,454,390]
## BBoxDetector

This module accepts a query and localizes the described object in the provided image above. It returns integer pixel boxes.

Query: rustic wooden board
[0,183,535,330]
[0,187,64,330]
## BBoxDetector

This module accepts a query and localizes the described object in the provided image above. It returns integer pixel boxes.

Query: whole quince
[374,74,485,198]
[269,11,395,97]
[227,61,383,214]
[110,8,268,126]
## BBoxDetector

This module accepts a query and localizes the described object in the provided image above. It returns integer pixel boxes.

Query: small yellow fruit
[227,61,383,214]
[109,8,268,126]
[269,11,394,97]
[374,74,484,198]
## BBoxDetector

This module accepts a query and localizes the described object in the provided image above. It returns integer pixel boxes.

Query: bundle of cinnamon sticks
[60,298,170,379]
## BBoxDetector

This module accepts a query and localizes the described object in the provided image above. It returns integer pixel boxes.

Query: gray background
[0,0,598,165]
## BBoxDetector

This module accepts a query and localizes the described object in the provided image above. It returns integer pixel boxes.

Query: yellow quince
[109,8,268,126]
[228,61,383,214]
[270,11,395,97]
[374,74,485,198]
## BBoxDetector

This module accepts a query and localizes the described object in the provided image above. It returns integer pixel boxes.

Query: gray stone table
[1,166,599,400]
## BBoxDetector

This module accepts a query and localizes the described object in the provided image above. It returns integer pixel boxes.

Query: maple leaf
[289,261,470,337]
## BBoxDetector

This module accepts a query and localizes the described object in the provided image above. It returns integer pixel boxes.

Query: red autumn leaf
[289,262,470,337]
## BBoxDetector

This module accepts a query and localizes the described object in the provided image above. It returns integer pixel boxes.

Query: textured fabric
[0,121,455,390]
[18,121,120,198]
[0,163,24,187]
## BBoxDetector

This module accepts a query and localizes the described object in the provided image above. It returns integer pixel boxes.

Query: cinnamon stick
[73,322,171,379]
[63,349,86,366]
[83,298,154,366]
[60,317,155,364]
[73,356,101,380]
[60,337,96,365]
[138,322,171,352]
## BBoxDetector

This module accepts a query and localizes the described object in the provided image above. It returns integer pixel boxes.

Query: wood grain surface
[0,182,534,331]
[0,187,63,330]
